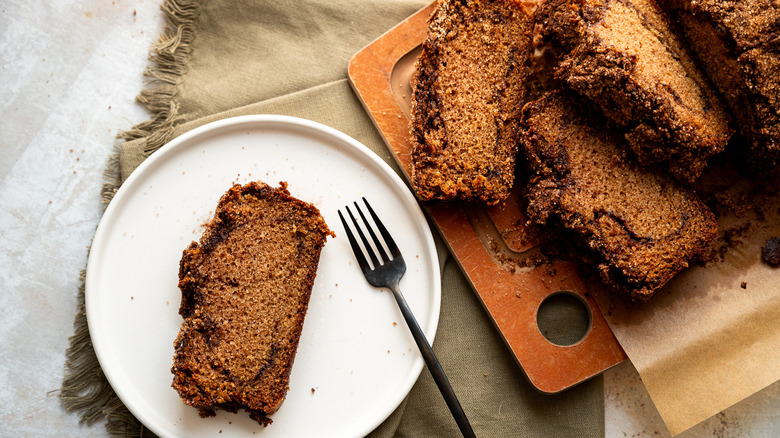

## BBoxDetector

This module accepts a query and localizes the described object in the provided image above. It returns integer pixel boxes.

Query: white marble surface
[1,0,778,436]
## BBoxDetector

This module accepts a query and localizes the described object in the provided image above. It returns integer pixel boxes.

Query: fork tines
[338,198,401,271]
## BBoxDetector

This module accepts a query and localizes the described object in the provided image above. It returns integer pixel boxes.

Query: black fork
[338,198,476,438]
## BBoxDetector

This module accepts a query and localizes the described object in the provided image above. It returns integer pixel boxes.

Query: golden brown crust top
[520,91,718,300]
[172,181,333,425]
[658,0,780,174]
[535,0,734,183]
[663,0,780,47]
[410,0,532,205]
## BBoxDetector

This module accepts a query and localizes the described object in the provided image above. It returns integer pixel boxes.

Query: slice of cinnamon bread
[658,0,780,175]
[172,181,333,425]
[534,0,733,183]
[410,0,532,205]
[520,91,717,300]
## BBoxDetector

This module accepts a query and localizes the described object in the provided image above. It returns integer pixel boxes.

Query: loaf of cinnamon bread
[172,181,333,425]
[520,91,718,300]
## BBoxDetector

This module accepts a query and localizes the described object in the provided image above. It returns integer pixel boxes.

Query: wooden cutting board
[347,2,626,393]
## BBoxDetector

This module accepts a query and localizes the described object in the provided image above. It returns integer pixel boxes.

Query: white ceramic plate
[86,115,441,437]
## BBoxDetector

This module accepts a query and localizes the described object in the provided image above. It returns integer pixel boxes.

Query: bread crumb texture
[535,0,733,182]
[172,181,333,426]
[520,91,717,300]
[410,0,532,205]
[657,0,780,175]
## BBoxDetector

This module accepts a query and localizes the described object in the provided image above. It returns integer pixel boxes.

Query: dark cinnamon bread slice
[657,0,780,175]
[410,0,532,205]
[520,91,717,300]
[534,0,733,183]
[172,181,334,425]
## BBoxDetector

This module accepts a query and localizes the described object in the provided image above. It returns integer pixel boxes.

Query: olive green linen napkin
[61,0,604,436]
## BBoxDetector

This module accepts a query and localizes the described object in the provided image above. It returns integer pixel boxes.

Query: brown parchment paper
[594,168,780,436]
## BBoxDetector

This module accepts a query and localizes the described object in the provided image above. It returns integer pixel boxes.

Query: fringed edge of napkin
[59,0,199,436]
[100,0,199,204]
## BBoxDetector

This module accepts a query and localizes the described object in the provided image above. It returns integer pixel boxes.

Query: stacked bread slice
[410,0,778,299]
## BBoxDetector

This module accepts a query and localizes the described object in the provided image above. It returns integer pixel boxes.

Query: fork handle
[388,282,476,438]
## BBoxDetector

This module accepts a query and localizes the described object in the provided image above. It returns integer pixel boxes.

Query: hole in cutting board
[536,291,592,346]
